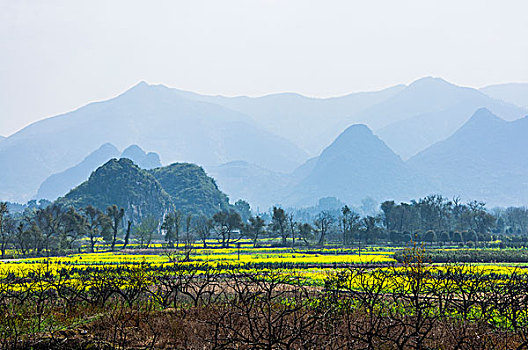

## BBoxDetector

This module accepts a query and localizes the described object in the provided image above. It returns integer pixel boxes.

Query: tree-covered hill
[149,163,231,217]
[57,158,172,223]
[57,158,233,222]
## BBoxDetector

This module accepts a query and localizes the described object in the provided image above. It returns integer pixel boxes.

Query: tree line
[1,194,528,258]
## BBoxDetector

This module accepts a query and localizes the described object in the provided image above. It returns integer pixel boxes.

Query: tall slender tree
[271,207,288,245]
[83,205,111,252]
[106,205,124,251]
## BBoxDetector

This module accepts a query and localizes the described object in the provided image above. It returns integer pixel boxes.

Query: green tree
[33,205,64,255]
[244,215,266,247]
[58,207,85,250]
[122,220,132,249]
[106,205,124,251]
[438,231,451,243]
[234,200,251,223]
[184,214,193,249]
[193,215,212,248]
[161,211,182,247]
[298,223,314,245]
[452,231,463,243]
[340,205,360,246]
[133,216,159,248]
[358,215,381,254]
[287,213,297,248]
[380,200,396,230]
[314,211,334,246]
[213,210,242,248]
[83,206,112,252]
[271,207,288,244]
[0,202,14,258]
[423,230,436,245]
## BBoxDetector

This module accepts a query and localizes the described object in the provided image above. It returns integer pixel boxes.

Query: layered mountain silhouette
[121,145,162,169]
[0,82,307,202]
[408,108,528,206]
[283,124,436,206]
[37,144,161,201]
[205,161,291,211]
[480,83,528,108]
[2,77,527,207]
[169,77,526,158]
[172,85,406,154]
[366,77,527,159]
[57,158,231,222]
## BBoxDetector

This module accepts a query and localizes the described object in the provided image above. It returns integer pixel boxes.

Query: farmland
[2,244,528,349]
[2,196,528,348]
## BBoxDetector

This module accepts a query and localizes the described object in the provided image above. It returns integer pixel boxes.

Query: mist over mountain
[408,108,528,206]
[480,83,528,108]
[283,124,436,207]
[0,82,307,202]
[362,77,527,159]
[37,143,120,201]
[36,144,162,201]
[2,77,528,208]
[172,85,405,154]
[205,161,291,211]
[121,145,162,170]
[130,77,526,159]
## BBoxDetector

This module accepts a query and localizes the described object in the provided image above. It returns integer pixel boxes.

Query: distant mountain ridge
[37,144,161,201]
[205,161,291,211]
[2,77,527,207]
[167,76,526,159]
[0,82,307,202]
[365,77,527,159]
[480,83,528,108]
[283,124,436,206]
[408,108,528,206]
[171,84,406,154]
[121,145,162,170]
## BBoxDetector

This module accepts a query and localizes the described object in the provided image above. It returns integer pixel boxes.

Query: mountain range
[0,82,307,202]
[162,77,527,159]
[408,108,528,206]
[363,77,525,159]
[283,124,436,207]
[211,108,528,209]
[1,77,527,209]
[480,83,528,108]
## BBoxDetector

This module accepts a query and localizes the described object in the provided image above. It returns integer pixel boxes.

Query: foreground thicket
[1,249,528,349]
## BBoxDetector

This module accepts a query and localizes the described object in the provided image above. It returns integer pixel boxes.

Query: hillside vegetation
[57,158,231,222]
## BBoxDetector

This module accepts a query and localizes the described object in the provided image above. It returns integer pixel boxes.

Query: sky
[1,0,527,136]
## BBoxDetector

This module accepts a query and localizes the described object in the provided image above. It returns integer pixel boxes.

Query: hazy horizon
[1,0,528,136]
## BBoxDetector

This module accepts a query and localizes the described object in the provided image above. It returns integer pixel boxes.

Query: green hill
[149,163,231,217]
[57,158,232,222]
[57,158,172,222]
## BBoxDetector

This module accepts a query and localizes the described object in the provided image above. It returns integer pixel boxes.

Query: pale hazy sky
[1,0,527,136]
